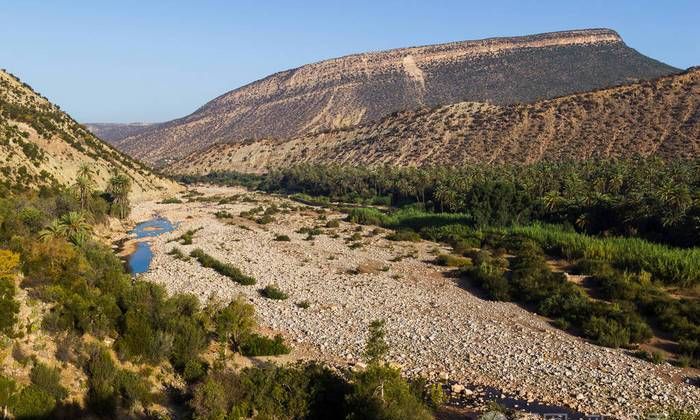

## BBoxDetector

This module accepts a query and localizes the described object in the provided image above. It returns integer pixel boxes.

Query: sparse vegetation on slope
[0,69,177,199]
[169,68,698,174]
[113,29,679,166]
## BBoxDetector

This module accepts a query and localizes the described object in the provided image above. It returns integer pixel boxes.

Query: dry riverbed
[126,186,700,419]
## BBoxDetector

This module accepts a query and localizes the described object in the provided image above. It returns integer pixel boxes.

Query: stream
[126,217,176,274]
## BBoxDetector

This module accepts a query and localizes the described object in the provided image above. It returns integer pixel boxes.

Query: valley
[124,186,700,418]
[1,9,698,418]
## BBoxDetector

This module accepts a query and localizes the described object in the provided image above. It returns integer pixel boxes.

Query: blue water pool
[127,217,176,274]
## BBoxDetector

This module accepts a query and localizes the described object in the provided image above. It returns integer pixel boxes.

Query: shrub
[160,197,182,204]
[167,247,189,261]
[214,210,233,218]
[346,364,433,420]
[10,385,56,419]
[347,208,387,226]
[215,295,257,351]
[467,262,510,301]
[30,362,67,401]
[274,234,291,242]
[183,358,208,383]
[116,370,151,409]
[386,229,421,242]
[295,300,310,309]
[190,249,256,285]
[259,284,288,300]
[583,317,630,348]
[325,219,340,228]
[240,334,290,356]
[256,214,274,224]
[435,253,472,268]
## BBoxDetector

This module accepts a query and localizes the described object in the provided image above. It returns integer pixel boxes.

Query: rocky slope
[169,68,700,174]
[0,69,179,201]
[112,29,679,166]
[85,122,155,142]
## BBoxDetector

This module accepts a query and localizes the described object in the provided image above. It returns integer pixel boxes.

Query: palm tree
[39,212,92,246]
[59,212,92,244]
[108,172,132,219]
[72,163,96,211]
[38,220,65,242]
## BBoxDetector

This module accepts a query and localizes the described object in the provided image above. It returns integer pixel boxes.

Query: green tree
[363,320,389,365]
[58,212,92,246]
[72,163,96,211]
[108,172,132,219]
[215,295,256,356]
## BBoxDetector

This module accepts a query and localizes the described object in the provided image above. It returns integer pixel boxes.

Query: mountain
[110,28,680,166]
[0,69,179,200]
[167,68,700,174]
[85,122,155,142]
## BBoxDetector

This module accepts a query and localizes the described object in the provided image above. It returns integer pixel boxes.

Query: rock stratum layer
[111,29,679,166]
[0,69,179,201]
[169,68,700,174]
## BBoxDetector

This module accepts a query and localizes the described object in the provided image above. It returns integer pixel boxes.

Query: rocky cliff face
[167,69,700,174]
[110,29,679,166]
[0,70,179,201]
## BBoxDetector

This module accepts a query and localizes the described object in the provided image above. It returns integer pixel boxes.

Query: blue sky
[1,0,698,123]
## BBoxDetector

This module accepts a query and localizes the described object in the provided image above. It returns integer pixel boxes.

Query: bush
[346,364,433,420]
[435,253,472,268]
[240,334,290,357]
[167,247,189,261]
[191,363,351,420]
[274,234,291,242]
[325,219,340,228]
[583,317,630,348]
[10,385,56,419]
[160,197,182,204]
[256,214,274,224]
[190,249,256,285]
[295,300,311,309]
[215,295,257,351]
[347,208,387,226]
[259,284,288,300]
[466,262,510,301]
[214,210,233,218]
[386,229,421,242]
[183,358,208,383]
[30,362,68,401]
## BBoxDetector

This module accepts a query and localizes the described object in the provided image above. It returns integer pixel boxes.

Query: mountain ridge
[106,28,679,166]
[167,68,700,174]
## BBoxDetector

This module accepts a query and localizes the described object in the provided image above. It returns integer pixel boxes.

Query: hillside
[111,29,679,166]
[85,122,155,142]
[169,68,700,174]
[0,70,179,201]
